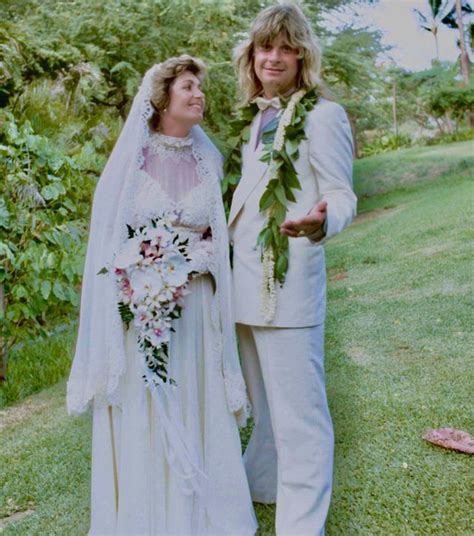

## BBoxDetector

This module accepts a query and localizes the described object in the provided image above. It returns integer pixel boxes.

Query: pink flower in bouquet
[121,281,133,303]
[140,226,173,249]
[172,285,189,306]
[146,324,171,346]
[142,242,161,259]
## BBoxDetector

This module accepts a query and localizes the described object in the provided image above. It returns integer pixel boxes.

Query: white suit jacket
[228,98,356,328]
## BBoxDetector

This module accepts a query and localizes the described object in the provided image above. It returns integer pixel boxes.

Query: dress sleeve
[188,238,214,275]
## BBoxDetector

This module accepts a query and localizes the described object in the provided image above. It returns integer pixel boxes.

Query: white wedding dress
[88,132,257,536]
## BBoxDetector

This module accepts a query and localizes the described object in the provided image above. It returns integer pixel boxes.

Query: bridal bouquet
[111,213,194,384]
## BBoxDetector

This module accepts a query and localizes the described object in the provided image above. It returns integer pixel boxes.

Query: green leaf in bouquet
[118,301,134,327]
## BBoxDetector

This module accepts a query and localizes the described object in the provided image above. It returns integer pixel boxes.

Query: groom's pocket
[288,241,325,277]
[289,237,316,248]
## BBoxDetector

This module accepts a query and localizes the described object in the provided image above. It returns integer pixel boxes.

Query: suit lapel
[228,114,270,227]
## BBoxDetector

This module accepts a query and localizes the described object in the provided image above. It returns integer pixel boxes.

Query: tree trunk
[433,26,440,61]
[435,116,445,135]
[456,0,472,127]
[392,78,398,137]
[456,0,471,84]
[445,110,454,134]
[0,283,6,381]
[347,112,359,158]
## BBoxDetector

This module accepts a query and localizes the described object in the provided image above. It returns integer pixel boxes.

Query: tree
[323,25,388,156]
[401,62,474,134]
[437,0,473,125]
[440,0,473,80]
[414,0,460,60]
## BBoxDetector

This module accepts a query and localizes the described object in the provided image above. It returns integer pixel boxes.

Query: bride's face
[166,71,205,128]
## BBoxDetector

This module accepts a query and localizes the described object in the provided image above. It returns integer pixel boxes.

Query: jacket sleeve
[307,101,357,243]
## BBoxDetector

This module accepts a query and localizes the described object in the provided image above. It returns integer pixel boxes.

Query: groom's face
[253,33,300,98]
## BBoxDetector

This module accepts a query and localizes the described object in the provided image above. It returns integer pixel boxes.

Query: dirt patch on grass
[0,393,55,433]
[405,243,451,258]
[392,343,420,363]
[347,346,372,365]
[353,205,402,226]
[381,281,472,302]
[0,509,36,529]
[330,270,349,282]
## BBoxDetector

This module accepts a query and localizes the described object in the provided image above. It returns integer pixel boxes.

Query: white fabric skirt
[89,276,257,535]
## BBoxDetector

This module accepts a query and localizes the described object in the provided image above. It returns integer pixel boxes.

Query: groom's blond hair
[234,3,326,104]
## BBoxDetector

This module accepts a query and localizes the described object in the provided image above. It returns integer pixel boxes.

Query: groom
[227,4,356,535]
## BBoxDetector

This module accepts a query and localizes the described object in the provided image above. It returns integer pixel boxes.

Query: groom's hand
[280,201,327,238]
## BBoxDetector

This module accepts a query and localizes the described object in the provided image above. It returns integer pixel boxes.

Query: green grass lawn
[0,382,90,535]
[353,139,473,198]
[0,326,76,409]
[1,141,473,534]
[323,150,473,535]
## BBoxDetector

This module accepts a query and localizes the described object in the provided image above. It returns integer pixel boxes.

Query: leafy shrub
[420,128,474,146]
[360,132,413,158]
[0,113,96,358]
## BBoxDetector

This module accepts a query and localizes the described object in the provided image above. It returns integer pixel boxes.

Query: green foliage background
[0,0,366,351]
[0,0,472,359]
[0,0,256,351]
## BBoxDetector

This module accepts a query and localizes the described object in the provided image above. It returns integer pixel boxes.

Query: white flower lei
[260,89,306,322]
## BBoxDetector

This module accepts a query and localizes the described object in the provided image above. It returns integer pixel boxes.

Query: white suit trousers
[237,323,334,536]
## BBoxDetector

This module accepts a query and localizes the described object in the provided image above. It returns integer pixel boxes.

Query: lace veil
[67,65,250,425]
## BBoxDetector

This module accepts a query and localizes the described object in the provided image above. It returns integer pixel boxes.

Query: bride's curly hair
[234,4,327,105]
[149,55,206,131]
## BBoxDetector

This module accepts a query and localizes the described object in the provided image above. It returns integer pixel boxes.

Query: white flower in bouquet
[115,236,143,269]
[156,211,178,229]
[145,326,171,347]
[161,252,189,287]
[156,285,176,303]
[130,268,164,302]
[154,316,172,331]
[132,303,154,329]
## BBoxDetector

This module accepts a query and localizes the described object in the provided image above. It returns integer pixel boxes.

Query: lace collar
[148,131,193,151]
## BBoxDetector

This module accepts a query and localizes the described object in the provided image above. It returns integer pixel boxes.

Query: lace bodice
[133,132,210,233]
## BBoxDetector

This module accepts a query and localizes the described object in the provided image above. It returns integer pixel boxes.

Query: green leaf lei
[223,87,319,286]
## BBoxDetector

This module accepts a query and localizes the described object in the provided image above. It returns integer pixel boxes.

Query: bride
[67,55,257,535]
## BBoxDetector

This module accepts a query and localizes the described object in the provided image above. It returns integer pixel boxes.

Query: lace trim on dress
[145,132,195,163]
[151,132,193,149]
